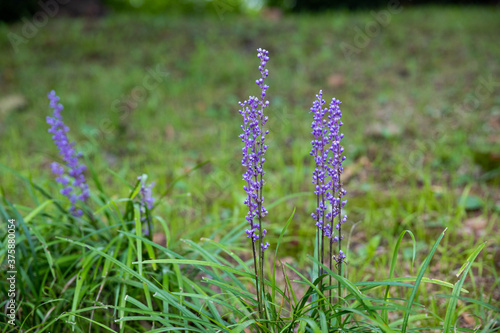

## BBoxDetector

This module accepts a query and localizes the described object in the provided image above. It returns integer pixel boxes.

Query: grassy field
[0,5,499,331]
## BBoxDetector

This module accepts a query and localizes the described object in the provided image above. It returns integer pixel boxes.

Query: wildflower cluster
[239,48,270,253]
[310,90,347,264]
[46,90,90,217]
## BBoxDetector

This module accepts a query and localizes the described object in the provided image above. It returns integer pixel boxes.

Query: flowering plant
[239,48,271,319]
[46,90,90,217]
[310,90,347,306]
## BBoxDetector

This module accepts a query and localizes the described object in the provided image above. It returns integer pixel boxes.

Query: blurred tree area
[0,0,246,22]
[0,0,105,22]
[268,0,497,11]
[103,0,245,14]
[1,0,497,23]
[0,0,37,22]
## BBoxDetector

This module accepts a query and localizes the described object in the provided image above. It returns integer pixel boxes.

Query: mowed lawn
[0,5,499,313]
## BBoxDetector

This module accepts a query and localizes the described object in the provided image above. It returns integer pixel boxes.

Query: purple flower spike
[326,97,347,251]
[309,90,332,236]
[46,90,90,217]
[239,48,270,252]
[310,91,347,266]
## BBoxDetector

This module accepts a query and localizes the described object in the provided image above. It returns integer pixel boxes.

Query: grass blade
[442,241,487,333]
[401,228,447,333]
[272,209,295,305]
[23,199,53,223]
[383,230,416,322]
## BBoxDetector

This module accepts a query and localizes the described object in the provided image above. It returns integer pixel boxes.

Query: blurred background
[0,0,499,295]
[1,0,499,21]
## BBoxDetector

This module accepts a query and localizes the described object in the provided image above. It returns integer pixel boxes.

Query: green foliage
[103,0,246,16]
[104,0,198,14]
[1,163,498,332]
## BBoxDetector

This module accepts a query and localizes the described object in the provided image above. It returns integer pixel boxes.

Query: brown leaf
[261,7,283,21]
[342,156,371,182]
[0,94,27,115]
[327,74,345,88]
[153,232,166,247]
[460,313,478,328]
[464,216,488,237]
[365,122,402,139]
[489,114,500,130]
[164,124,175,141]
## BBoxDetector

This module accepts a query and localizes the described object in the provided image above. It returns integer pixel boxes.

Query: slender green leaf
[136,258,254,279]
[267,193,311,210]
[383,229,415,322]
[272,208,295,303]
[297,317,321,333]
[23,200,53,223]
[229,319,257,333]
[436,294,500,313]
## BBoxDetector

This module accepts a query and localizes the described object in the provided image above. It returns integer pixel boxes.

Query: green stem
[257,104,268,326]
[337,168,343,308]
[251,241,261,319]
[320,192,325,293]
[329,238,333,313]
[316,187,320,280]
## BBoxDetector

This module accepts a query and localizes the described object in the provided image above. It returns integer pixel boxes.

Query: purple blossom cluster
[310,90,347,261]
[326,97,347,246]
[46,90,90,217]
[310,91,329,234]
[239,48,270,252]
[138,176,155,211]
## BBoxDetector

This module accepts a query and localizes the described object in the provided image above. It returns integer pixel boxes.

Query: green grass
[0,5,499,332]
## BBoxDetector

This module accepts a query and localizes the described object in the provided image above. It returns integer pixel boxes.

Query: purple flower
[46,90,90,217]
[137,175,155,235]
[309,90,331,237]
[138,175,155,211]
[326,97,347,251]
[338,249,346,262]
[239,48,270,252]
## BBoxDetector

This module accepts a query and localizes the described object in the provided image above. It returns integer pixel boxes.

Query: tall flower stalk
[239,48,270,321]
[309,91,330,280]
[46,90,90,217]
[326,97,347,303]
[309,91,347,304]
